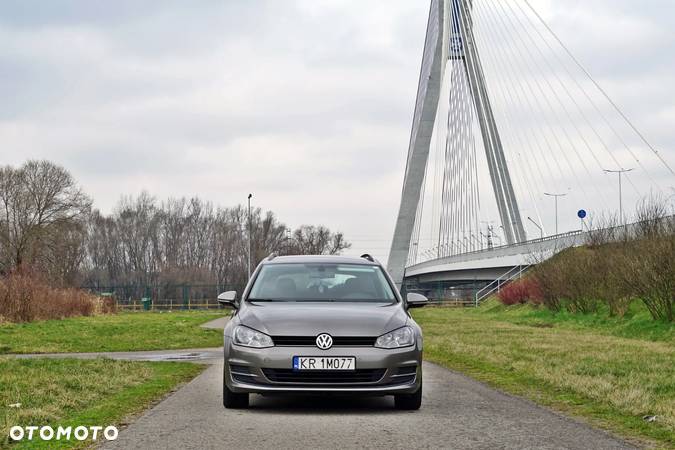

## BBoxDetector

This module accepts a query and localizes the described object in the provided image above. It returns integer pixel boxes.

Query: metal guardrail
[84,284,236,311]
[427,298,476,307]
[473,264,529,306]
[116,299,223,311]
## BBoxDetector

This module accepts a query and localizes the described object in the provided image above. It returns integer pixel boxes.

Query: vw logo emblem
[315,333,333,350]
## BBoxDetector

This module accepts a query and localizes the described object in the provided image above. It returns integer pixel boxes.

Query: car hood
[238,302,407,336]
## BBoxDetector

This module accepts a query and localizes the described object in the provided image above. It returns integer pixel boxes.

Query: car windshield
[247,263,397,303]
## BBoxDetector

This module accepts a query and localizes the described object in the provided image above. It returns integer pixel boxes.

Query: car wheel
[394,382,422,410]
[223,384,249,409]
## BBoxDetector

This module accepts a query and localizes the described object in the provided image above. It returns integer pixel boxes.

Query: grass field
[0,311,226,354]
[413,302,675,448]
[481,299,674,342]
[0,358,204,449]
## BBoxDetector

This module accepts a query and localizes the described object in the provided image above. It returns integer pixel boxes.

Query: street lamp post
[285,227,292,255]
[544,192,567,235]
[527,216,543,239]
[604,168,633,225]
[247,193,253,279]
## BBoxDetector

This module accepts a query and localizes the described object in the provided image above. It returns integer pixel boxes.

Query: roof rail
[360,253,375,262]
[266,252,278,261]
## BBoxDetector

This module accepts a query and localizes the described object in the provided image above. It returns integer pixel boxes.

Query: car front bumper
[224,341,422,395]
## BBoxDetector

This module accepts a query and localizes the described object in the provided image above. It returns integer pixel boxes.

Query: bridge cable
[523,0,675,178]
[512,1,659,190]
[472,0,583,216]
[478,0,609,206]
[496,0,642,196]
[470,0,562,232]
[455,0,511,241]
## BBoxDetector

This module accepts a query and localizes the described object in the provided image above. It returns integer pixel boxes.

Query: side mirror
[217,291,238,308]
[406,292,428,308]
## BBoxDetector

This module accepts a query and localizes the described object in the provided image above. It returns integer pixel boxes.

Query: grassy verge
[413,303,675,448]
[1,357,204,449]
[478,299,674,342]
[0,311,226,354]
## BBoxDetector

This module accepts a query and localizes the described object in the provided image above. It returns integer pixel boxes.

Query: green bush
[533,231,673,322]
[619,235,674,322]
[533,247,603,314]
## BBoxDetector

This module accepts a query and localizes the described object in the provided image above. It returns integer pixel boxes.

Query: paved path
[11,314,635,449]
[14,314,229,362]
[199,315,230,330]
[100,358,634,450]
[13,348,223,363]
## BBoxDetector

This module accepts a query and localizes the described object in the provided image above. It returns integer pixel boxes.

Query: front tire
[394,382,422,410]
[223,384,249,409]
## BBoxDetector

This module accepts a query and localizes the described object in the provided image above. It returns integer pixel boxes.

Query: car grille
[262,368,386,384]
[271,336,376,347]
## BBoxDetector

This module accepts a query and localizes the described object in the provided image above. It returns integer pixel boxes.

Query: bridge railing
[410,214,675,269]
[409,230,583,269]
[473,264,529,306]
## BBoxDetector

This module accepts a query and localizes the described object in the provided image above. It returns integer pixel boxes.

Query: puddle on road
[142,352,219,362]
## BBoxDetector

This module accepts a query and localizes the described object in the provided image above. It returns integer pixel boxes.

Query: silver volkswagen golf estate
[217,254,428,410]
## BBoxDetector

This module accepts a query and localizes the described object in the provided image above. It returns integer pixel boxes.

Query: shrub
[584,213,620,248]
[533,247,602,314]
[532,260,564,312]
[0,270,114,322]
[620,235,674,322]
[595,244,633,317]
[534,221,673,321]
[633,194,673,240]
[497,277,543,306]
[529,194,675,320]
[606,196,674,321]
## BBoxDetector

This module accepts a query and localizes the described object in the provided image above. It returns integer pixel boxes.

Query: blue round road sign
[577,209,587,219]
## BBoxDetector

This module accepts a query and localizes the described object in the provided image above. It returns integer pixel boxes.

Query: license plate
[293,356,355,371]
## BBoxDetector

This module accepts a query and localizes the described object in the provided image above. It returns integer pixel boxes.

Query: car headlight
[233,325,274,348]
[375,326,415,349]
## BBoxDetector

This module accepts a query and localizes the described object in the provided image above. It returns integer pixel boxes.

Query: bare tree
[289,225,351,255]
[81,194,352,294]
[0,160,91,280]
[634,193,671,239]
[0,161,354,296]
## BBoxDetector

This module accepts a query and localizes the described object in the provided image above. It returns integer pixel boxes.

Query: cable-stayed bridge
[387,0,674,298]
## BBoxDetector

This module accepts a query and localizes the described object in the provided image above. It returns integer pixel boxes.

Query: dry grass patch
[0,272,115,323]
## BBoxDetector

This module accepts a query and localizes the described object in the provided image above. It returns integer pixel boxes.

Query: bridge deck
[404,230,585,279]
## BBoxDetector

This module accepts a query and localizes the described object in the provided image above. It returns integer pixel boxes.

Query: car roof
[262,255,380,266]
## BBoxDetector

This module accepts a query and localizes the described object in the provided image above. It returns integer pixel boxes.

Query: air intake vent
[262,368,385,384]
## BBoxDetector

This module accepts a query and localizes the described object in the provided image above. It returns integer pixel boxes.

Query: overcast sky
[1,0,673,261]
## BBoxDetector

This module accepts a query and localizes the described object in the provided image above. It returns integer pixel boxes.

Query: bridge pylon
[388,0,525,286]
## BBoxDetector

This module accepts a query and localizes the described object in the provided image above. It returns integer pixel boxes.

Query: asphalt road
[101,357,634,450]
